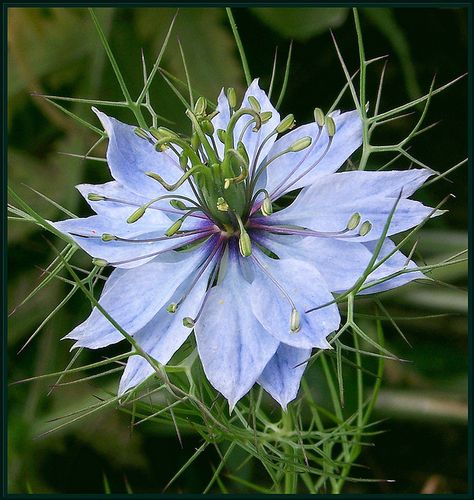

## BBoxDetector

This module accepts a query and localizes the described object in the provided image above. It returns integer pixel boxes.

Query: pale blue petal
[252,231,423,294]
[64,241,215,349]
[233,79,281,170]
[249,247,338,349]
[262,110,363,198]
[93,108,194,200]
[52,215,213,269]
[194,245,279,410]
[76,181,176,223]
[258,344,311,410]
[358,239,425,294]
[118,254,215,395]
[211,89,231,159]
[268,169,436,242]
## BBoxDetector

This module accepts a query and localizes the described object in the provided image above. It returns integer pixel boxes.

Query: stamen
[227,87,237,109]
[359,220,372,236]
[276,114,295,134]
[87,193,107,201]
[165,217,184,237]
[313,108,325,127]
[249,222,364,240]
[169,199,188,210]
[248,95,261,112]
[194,96,207,117]
[167,303,178,313]
[251,252,300,333]
[233,212,252,257]
[346,212,361,230]
[261,193,273,216]
[145,164,202,192]
[97,227,217,244]
[217,129,226,144]
[217,197,229,212]
[290,308,301,333]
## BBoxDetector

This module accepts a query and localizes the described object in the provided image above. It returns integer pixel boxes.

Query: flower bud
[289,136,312,152]
[276,114,295,133]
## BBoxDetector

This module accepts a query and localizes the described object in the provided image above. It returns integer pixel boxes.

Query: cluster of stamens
[84,91,373,334]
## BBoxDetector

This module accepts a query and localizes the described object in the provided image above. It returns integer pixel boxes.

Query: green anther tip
[217,129,226,144]
[261,197,273,216]
[165,218,183,237]
[194,96,207,116]
[166,303,178,314]
[201,120,215,136]
[260,111,273,124]
[226,87,237,109]
[183,317,195,328]
[346,212,361,230]
[314,108,325,127]
[248,95,261,112]
[276,114,295,133]
[289,136,312,152]
[92,258,108,267]
[359,220,372,236]
[290,308,301,333]
[170,199,187,210]
[325,116,336,137]
[179,154,188,169]
[217,197,229,211]
[101,233,117,242]
[87,193,106,201]
[127,206,146,224]
[239,231,252,257]
[134,127,149,140]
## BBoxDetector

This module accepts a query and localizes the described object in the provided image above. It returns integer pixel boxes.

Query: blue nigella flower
[53,80,435,410]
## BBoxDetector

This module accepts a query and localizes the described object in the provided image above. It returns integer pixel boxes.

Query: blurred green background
[8,7,468,494]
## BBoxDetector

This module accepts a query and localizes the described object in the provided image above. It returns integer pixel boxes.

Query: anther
[260,111,273,123]
[201,120,214,136]
[290,308,301,333]
[248,95,261,112]
[169,199,187,210]
[276,114,295,134]
[217,129,226,144]
[261,193,273,216]
[325,116,336,137]
[346,212,361,231]
[127,206,146,224]
[183,317,195,328]
[289,136,312,152]
[194,96,207,116]
[165,218,184,237]
[313,108,325,128]
[179,153,188,169]
[92,258,108,267]
[101,233,117,242]
[217,197,229,212]
[166,303,178,314]
[238,231,252,257]
[226,87,237,109]
[134,127,150,140]
[87,193,106,201]
[359,221,372,236]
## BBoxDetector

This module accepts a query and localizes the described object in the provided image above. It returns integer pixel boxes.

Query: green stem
[226,8,252,86]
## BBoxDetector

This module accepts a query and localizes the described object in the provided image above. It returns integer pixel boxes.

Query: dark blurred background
[8,7,468,494]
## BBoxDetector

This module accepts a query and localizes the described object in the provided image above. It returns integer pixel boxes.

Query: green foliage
[7,7,467,494]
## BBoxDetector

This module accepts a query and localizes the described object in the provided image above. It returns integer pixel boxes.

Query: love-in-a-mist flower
[53,80,436,410]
